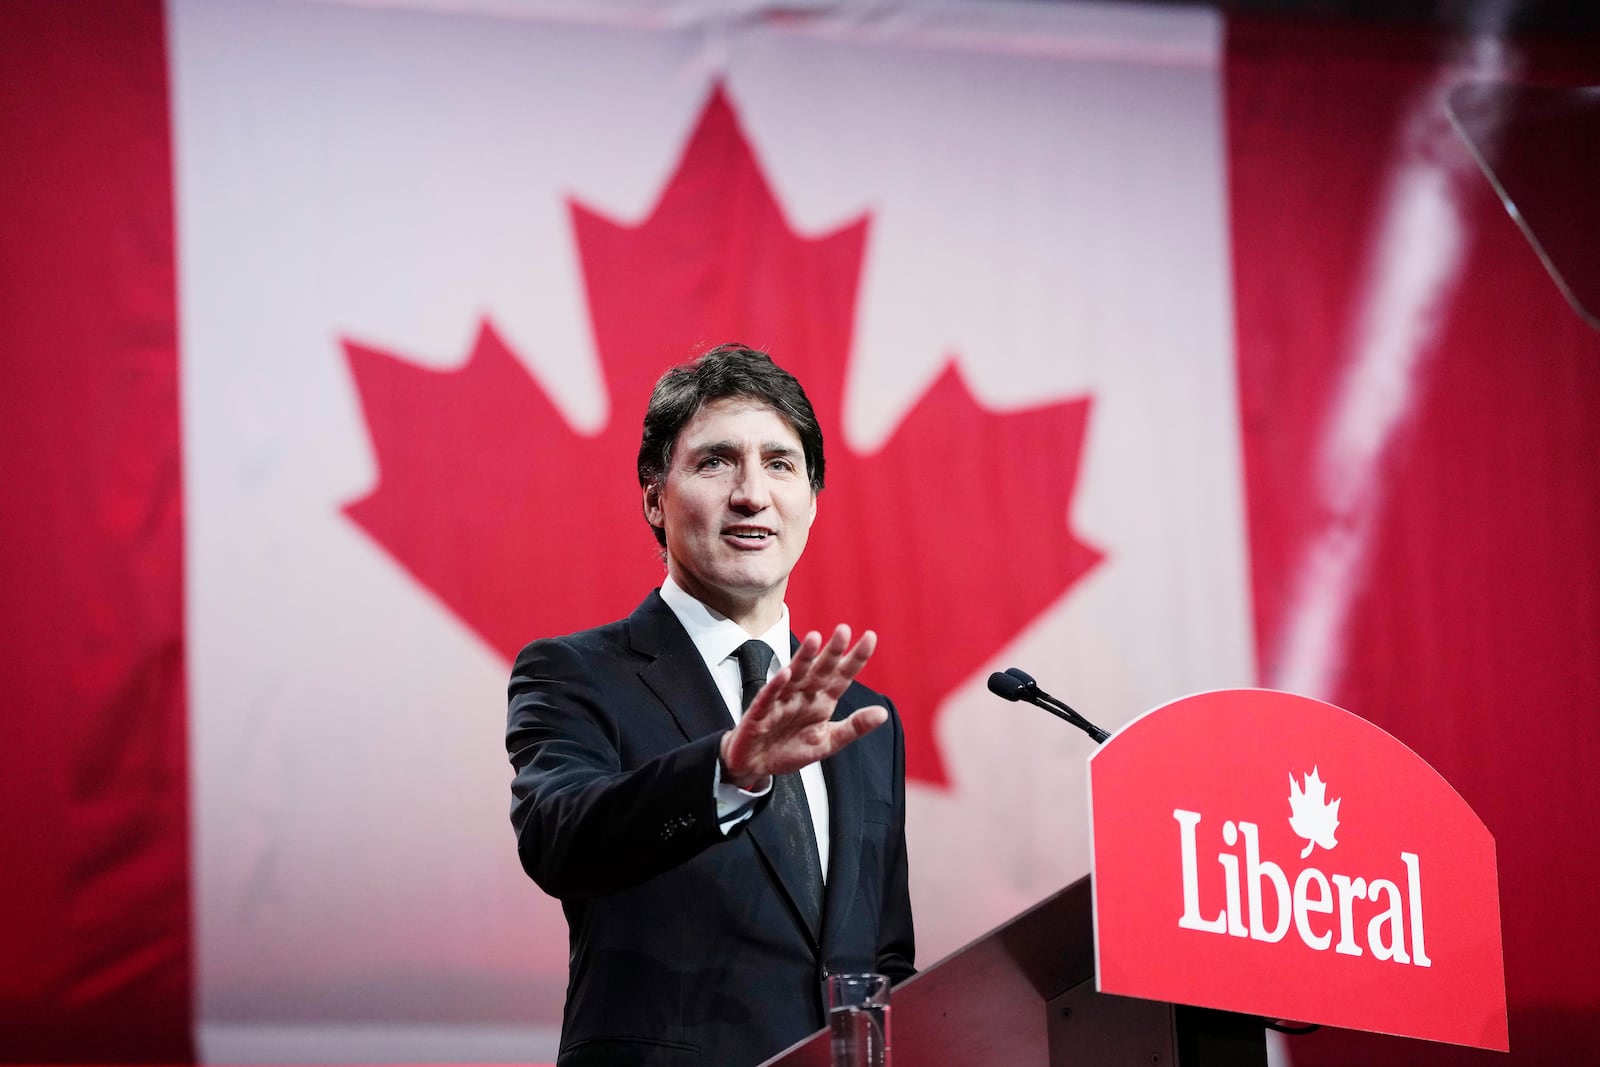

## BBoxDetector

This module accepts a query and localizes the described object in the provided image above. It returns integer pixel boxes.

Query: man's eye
[768,458,795,472]
[699,456,727,470]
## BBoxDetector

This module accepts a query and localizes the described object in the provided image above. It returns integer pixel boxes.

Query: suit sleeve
[506,636,736,899]
[876,698,917,983]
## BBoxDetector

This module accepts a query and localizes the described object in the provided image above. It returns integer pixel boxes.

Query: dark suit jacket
[507,591,915,1067]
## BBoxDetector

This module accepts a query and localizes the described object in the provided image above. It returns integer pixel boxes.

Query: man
[507,344,915,1067]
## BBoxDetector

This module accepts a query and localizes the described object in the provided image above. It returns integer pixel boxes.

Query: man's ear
[643,482,663,527]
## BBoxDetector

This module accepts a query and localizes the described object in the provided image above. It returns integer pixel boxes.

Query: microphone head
[986,671,1027,701]
[1004,666,1038,688]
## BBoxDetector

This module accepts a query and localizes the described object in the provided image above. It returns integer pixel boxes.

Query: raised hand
[719,624,887,790]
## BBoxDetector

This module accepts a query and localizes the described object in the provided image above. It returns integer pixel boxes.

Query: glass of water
[826,972,891,1067]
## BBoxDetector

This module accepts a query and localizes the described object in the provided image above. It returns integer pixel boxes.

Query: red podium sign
[1089,689,1507,1051]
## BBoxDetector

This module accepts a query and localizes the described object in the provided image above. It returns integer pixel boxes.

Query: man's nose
[729,463,771,510]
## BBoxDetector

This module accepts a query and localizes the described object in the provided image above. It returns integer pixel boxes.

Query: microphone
[986,667,1111,744]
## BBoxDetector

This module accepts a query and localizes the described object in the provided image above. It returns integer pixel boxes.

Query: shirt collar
[660,573,791,672]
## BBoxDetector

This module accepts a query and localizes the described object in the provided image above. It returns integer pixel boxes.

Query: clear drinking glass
[826,972,891,1067]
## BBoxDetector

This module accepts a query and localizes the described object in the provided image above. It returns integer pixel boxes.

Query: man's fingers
[765,707,889,775]
[825,710,889,751]
[809,627,876,701]
[741,663,793,726]
[790,624,875,694]
[788,625,848,689]
[837,704,888,742]
[836,629,877,680]
[733,626,883,777]
[740,702,890,779]
[785,630,826,686]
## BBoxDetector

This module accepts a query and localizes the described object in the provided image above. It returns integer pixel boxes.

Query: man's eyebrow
[683,438,738,457]
[681,439,802,458]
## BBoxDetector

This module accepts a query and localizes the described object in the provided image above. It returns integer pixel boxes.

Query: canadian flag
[3,2,1597,1066]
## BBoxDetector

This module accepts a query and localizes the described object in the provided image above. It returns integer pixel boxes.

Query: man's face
[645,397,817,629]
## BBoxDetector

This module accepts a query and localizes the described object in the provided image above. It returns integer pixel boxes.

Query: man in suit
[507,344,915,1066]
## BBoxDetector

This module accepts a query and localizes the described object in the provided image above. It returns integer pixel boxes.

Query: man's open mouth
[725,528,773,542]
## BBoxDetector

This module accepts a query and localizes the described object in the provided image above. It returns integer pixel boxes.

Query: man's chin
[690,569,791,609]
[716,574,785,599]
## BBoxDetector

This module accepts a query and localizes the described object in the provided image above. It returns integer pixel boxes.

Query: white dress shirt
[659,575,831,881]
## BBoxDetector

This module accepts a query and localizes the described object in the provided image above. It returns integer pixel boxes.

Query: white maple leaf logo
[1288,767,1341,859]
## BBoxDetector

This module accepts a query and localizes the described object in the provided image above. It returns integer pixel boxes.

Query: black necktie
[733,639,824,937]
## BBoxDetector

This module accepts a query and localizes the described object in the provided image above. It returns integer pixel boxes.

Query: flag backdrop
[2,2,1596,1065]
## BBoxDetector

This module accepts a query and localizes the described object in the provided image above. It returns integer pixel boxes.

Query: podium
[763,874,1267,1067]
[764,689,1506,1066]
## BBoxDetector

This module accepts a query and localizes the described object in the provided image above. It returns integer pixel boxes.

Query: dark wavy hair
[637,343,825,547]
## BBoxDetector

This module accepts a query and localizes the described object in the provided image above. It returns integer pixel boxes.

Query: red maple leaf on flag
[342,88,1101,786]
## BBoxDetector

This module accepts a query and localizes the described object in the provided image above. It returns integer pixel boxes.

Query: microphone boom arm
[986,667,1111,745]
[1030,690,1110,744]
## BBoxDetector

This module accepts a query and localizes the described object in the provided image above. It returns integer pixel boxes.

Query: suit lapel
[629,591,734,743]
[819,688,867,954]
[628,595,824,948]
